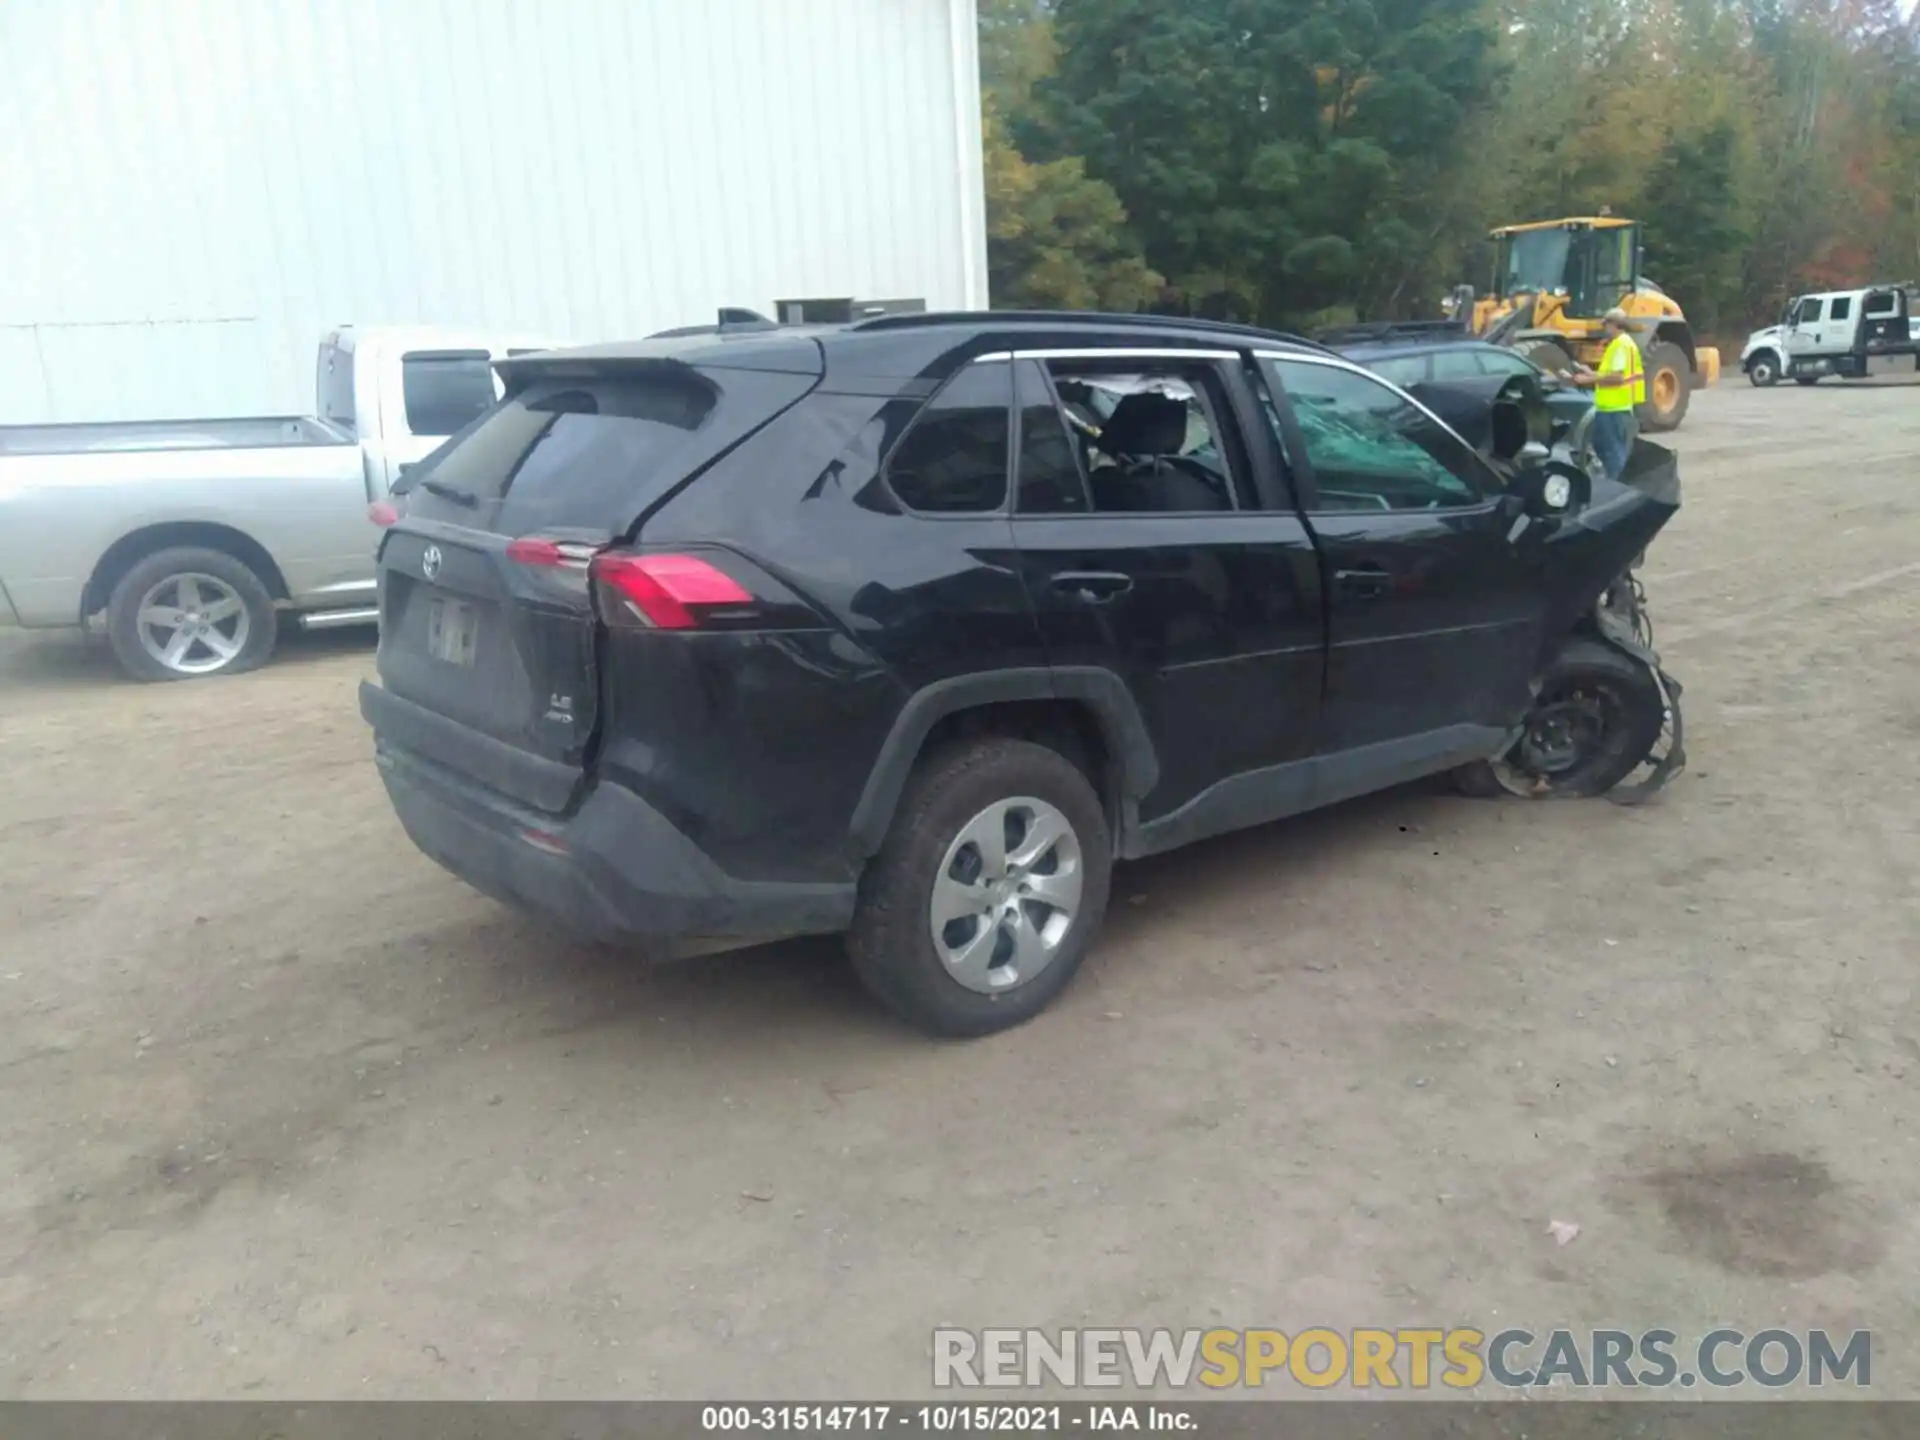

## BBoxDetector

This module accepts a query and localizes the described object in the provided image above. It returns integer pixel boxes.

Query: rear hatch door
[374,345,821,812]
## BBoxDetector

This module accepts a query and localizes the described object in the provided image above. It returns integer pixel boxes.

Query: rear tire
[1637,340,1691,431]
[1454,639,1665,800]
[847,738,1112,1038]
[105,546,278,682]
[1746,351,1780,387]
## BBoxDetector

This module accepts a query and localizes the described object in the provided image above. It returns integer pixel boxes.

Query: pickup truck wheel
[1747,351,1780,387]
[848,738,1112,1038]
[105,547,278,682]
[1455,639,1664,799]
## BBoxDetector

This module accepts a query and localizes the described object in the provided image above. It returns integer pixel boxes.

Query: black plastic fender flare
[847,666,1160,857]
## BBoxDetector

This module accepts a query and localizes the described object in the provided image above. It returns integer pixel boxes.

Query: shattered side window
[1265,359,1485,513]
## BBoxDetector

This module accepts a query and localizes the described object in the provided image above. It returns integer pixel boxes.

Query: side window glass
[1476,350,1537,379]
[1014,362,1091,514]
[1046,364,1239,513]
[884,361,1011,514]
[1370,355,1427,387]
[1429,348,1485,382]
[1795,298,1824,325]
[1830,296,1853,321]
[1265,359,1488,513]
[1865,291,1896,317]
[402,351,496,436]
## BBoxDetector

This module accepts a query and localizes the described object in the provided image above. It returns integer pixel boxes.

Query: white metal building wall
[0,0,987,423]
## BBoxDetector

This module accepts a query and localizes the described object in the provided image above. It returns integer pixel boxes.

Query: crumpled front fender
[1591,587,1687,804]
[1534,437,1681,662]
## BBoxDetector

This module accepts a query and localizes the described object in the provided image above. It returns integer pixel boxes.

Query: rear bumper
[361,683,856,948]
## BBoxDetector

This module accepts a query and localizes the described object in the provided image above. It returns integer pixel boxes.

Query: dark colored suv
[1320,323,1597,444]
[361,312,1679,1037]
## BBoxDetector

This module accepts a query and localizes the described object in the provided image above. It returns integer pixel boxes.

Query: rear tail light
[368,501,400,527]
[590,552,754,630]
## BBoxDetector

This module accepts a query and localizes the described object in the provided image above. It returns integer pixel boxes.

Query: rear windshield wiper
[416,477,478,508]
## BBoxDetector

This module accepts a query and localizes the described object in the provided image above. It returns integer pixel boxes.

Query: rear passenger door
[1005,350,1324,834]
[1823,294,1856,352]
[1258,353,1546,768]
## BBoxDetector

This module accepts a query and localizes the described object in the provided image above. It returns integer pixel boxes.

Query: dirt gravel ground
[2,374,1917,1401]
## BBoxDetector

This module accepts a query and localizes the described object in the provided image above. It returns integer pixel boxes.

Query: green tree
[978,0,1162,310]
[985,0,1920,329]
[1041,0,1501,324]
[1640,123,1752,331]
[985,111,1164,309]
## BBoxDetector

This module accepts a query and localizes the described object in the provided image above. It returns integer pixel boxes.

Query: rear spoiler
[492,349,716,400]
[492,329,823,398]
[1317,319,1468,347]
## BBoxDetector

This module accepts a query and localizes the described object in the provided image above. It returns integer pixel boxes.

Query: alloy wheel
[135,572,252,676]
[928,796,1084,994]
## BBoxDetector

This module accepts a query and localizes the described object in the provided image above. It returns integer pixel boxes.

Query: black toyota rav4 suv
[361,311,1683,1037]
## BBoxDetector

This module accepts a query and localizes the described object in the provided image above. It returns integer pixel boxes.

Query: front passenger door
[1785,296,1824,358]
[1260,355,1547,767]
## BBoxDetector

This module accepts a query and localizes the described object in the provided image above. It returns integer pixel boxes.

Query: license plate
[426,596,479,667]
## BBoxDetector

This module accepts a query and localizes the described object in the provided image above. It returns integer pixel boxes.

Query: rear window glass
[403,374,717,534]
[402,351,497,436]
[1429,349,1485,382]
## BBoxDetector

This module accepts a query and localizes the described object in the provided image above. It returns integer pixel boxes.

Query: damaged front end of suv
[1420,378,1688,804]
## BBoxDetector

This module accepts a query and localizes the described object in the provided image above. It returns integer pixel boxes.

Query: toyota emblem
[421,545,443,580]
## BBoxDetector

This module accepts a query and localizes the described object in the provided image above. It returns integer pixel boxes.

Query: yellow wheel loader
[1446,216,1721,432]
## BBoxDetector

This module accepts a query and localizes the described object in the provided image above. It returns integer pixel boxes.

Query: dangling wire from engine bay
[1598,565,1686,805]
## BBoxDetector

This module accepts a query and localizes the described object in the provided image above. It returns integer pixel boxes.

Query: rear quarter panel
[613,382,1048,884]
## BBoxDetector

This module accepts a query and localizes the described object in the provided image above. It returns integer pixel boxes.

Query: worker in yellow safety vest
[1569,307,1645,481]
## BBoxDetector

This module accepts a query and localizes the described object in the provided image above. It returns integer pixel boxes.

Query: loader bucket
[1695,347,1721,387]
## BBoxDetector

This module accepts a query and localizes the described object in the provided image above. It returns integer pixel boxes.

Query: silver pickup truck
[0,326,554,681]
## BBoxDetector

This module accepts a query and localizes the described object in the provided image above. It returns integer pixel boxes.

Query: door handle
[1050,571,1134,604]
[1335,566,1394,599]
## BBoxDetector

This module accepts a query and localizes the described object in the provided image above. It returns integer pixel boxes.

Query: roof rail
[1315,319,1469,347]
[847,309,1333,352]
